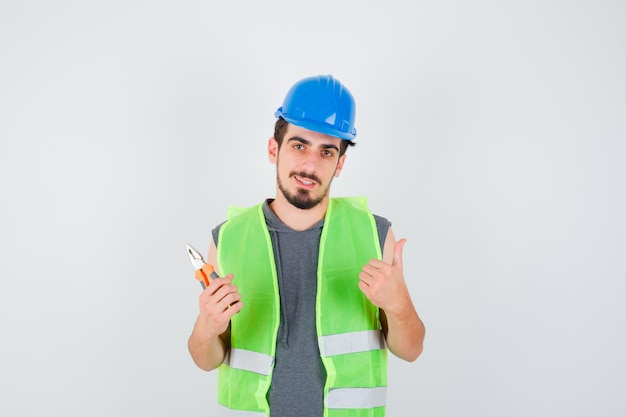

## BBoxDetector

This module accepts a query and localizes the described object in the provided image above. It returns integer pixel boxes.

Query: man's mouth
[294,175,320,189]
[295,175,314,185]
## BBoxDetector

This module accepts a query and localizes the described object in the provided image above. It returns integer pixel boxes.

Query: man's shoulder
[373,213,391,228]
[211,200,270,246]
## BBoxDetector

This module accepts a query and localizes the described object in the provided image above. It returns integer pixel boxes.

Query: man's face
[268,124,346,210]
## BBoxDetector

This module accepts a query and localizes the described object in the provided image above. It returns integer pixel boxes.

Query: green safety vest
[216,197,388,417]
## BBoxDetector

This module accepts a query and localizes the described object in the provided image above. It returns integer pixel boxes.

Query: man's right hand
[188,273,243,371]
[196,273,243,339]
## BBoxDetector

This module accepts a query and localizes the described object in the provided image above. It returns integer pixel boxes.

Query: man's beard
[277,171,328,210]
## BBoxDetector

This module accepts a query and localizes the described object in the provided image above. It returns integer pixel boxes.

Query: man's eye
[294,144,304,150]
[322,150,334,157]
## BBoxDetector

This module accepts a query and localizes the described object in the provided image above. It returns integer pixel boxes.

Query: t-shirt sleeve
[373,214,391,250]
[211,221,226,247]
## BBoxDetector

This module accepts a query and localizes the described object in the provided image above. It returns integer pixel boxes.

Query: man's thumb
[393,238,407,266]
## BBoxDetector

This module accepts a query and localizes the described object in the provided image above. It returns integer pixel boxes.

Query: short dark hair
[273,117,355,156]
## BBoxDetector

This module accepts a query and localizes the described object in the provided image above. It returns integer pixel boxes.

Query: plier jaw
[186,243,206,270]
[186,243,219,289]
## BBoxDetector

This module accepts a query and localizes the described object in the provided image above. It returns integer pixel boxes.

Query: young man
[188,75,425,417]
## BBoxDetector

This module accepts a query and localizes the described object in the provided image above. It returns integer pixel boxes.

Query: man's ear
[334,154,347,178]
[268,137,278,164]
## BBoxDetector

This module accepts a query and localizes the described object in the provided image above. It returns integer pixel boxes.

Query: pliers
[186,243,219,289]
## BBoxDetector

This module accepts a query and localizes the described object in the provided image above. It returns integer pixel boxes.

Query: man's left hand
[358,238,412,314]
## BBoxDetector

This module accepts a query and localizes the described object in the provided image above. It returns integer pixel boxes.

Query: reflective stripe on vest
[319,329,385,357]
[326,387,388,409]
[224,348,274,376]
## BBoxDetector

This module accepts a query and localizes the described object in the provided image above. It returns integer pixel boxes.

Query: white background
[1,1,625,416]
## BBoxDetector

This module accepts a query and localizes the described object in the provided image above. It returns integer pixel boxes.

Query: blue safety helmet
[274,75,357,140]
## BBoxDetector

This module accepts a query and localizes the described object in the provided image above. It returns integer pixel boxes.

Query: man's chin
[288,191,323,210]
[290,198,317,210]
[278,181,326,210]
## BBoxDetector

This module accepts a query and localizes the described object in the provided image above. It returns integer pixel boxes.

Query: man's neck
[268,194,329,231]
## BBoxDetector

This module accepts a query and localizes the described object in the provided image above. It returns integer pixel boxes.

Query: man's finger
[393,238,407,267]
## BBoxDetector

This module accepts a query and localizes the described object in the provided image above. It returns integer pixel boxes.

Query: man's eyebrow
[287,136,339,152]
[321,143,340,152]
[287,136,311,145]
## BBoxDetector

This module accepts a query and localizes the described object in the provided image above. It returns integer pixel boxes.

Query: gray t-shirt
[212,199,391,417]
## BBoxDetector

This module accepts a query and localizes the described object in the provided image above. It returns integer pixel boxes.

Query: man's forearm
[188,321,229,371]
[382,305,425,362]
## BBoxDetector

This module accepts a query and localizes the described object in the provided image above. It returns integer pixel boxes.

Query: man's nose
[300,152,319,172]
